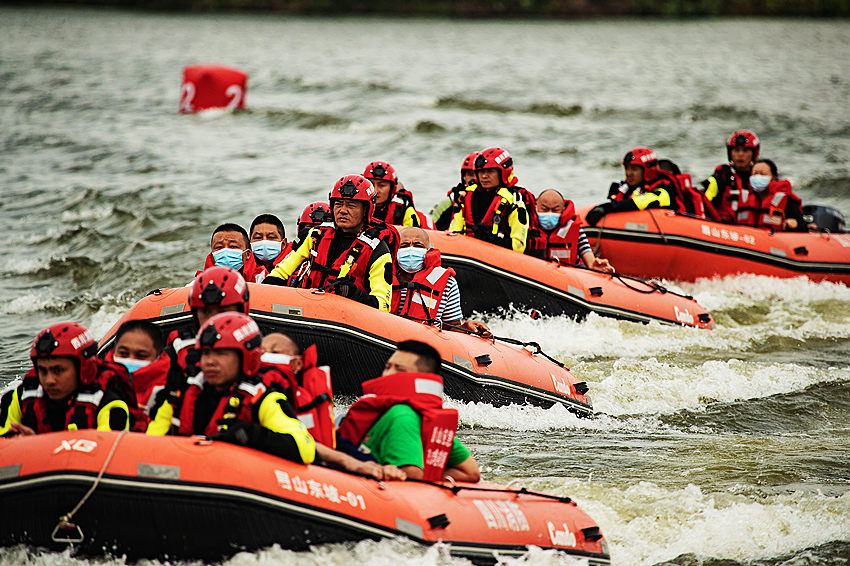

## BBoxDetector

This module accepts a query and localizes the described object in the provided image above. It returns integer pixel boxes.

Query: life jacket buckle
[52,521,84,544]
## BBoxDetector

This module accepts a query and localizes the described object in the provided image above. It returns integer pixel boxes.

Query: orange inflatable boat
[427,231,713,329]
[100,284,594,415]
[0,430,611,564]
[578,207,850,284]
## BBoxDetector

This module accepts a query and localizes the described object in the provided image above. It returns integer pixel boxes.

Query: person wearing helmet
[362,161,422,228]
[699,129,761,223]
[1,322,144,436]
[735,158,812,231]
[146,266,251,434]
[249,214,289,274]
[536,189,614,272]
[431,151,480,231]
[296,201,332,236]
[337,340,480,483]
[200,222,268,283]
[264,175,394,312]
[584,147,683,226]
[103,319,170,412]
[448,147,531,253]
[392,227,492,335]
[146,312,315,464]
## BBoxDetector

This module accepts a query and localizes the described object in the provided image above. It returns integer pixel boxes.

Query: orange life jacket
[391,249,456,325]
[543,200,582,265]
[735,179,794,229]
[337,372,459,482]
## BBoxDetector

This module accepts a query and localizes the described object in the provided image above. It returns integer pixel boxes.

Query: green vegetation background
[12,0,850,16]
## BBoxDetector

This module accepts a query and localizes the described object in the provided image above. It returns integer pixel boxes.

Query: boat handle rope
[51,429,128,544]
[442,323,566,369]
[407,477,572,504]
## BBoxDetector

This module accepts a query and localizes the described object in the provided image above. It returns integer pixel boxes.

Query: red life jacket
[735,179,794,229]
[19,361,147,433]
[707,164,751,222]
[337,372,459,482]
[302,224,383,297]
[460,184,515,240]
[513,187,546,257]
[104,350,170,412]
[415,211,435,230]
[391,249,456,325]
[375,189,415,226]
[612,171,684,213]
[177,366,292,437]
[201,251,267,283]
[544,200,581,265]
[260,344,336,448]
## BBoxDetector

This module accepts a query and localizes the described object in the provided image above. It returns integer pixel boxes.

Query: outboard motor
[802,204,846,233]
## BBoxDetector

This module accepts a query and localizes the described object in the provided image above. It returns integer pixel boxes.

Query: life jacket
[104,350,170,412]
[369,220,400,257]
[391,249,456,325]
[612,173,683,212]
[415,211,435,230]
[544,200,581,265]
[514,186,547,258]
[151,329,201,420]
[19,361,147,434]
[735,179,794,229]
[705,164,751,222]
[337,372,459,482]
[459,183,519,244]
[201,252,268,283]
[177,365,292,437]
[375,188,416,226]
[260,344,335,448]
[675,173,706,218]
[302,223,383,297]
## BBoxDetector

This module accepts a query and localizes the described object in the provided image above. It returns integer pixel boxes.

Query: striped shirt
[577,229,592,261]
[396,275,463,326]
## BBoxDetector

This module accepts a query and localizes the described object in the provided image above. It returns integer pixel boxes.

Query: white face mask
[261,352,293,365]
[113,356,152,376]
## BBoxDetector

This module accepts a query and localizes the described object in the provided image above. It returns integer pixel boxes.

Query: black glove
[607,182,622,199]
[334,279,369,303]
[211,420,304,462]
[473,224,501,244]
[584,202,615,226]
[211,420,259,447]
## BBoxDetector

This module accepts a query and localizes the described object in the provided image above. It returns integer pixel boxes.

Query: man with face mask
[393,227,491,336]
[734,158,811,231]
[249,214,290,273]
[536,190,614,273]
[200,222,268,283]
[104,319,170,412]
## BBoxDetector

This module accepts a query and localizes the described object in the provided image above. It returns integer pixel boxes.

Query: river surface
[1,7,849,565]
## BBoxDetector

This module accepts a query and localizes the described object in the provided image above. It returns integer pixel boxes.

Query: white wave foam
[0,293,65,315]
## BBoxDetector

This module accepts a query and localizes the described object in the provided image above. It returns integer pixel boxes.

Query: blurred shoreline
[6,0,850,17]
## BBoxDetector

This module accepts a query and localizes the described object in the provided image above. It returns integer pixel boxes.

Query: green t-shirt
[361,404,470,469]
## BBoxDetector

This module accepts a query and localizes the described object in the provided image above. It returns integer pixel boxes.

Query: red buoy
[179,64,247,114]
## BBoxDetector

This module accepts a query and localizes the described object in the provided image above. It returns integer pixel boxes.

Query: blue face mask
[538,212,561,231]
[397,247,428,273]
[112,356,151,377]
[750,175,771,192]
[212,248,245,271]
[251,240,282,262]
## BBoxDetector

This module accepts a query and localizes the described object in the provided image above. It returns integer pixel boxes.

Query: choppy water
[1,8,849,565]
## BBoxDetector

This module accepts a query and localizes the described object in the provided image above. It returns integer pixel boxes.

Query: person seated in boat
[104,319,170,413]
[363,161,422,228]
[200,222,267,283]
[448,147,532,254]
[393,227,492,336]
[535,189,614,273]
[1,322,145,437]
[263,175,394,312]
[148,311,316,464]
[698,129,761,223]
[259,332,407,481]
[337,340,481,483]
[249,214,289,273]
[431,151,480,231]
[147,266,252,433]
[584,147,683,226]
[735,158,814,232]
[296,201,332,238]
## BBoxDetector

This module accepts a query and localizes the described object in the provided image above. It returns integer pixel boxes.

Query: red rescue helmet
[196,312,262,376]
[726,129,760,162]
[475,147,516,187]
[362,161,398,191]
[30,321,99,385]
[622,147,659,182]
[189,266,250,315]
[298,201,332,231]
[329,174,377,222]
